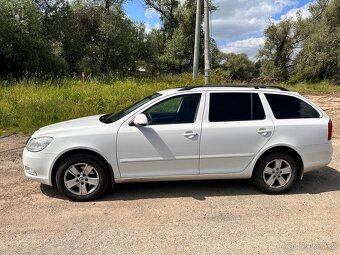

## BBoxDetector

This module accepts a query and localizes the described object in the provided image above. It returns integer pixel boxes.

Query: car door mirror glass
[133,114,148,126]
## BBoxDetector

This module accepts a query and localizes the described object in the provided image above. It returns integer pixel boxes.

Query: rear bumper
[23,148,57,186]
[299,143,333,173]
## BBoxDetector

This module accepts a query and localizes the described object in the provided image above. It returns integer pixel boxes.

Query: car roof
[178,85,289,91]
[158,85,297,95]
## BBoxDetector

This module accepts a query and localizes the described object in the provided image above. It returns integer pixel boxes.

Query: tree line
[0,0,208,77]
[258,0,339,83]
[0,0,339,83]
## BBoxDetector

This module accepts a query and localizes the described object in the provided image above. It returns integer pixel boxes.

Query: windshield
[100,93,162,124]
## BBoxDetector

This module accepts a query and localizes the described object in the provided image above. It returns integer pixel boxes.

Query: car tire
[253,152,297,194]
[56,154,109,201]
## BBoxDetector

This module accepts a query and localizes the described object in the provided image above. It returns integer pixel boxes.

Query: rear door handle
[257,128,272,136]
[184,132,198,138]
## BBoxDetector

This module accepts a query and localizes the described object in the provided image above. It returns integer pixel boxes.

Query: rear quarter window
[265,94,320,119]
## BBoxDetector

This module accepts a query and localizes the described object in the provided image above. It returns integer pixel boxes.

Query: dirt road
[0,94,339,255]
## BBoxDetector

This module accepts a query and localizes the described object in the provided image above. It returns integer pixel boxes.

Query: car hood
[33,115,106,137]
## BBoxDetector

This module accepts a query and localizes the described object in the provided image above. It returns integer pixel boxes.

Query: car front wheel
[253,152,297,194]
[56,154,109,201]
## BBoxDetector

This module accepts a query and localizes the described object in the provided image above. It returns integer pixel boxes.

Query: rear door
[200,91,274,174]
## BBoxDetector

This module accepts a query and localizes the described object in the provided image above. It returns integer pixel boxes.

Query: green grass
[283,81,340,93]
[0,74,339,134]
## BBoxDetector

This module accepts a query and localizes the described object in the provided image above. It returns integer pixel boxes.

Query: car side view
[23,85,333,201]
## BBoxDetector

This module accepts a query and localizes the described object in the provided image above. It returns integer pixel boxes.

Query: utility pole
[204,0,210,85]
[192,0,201,80]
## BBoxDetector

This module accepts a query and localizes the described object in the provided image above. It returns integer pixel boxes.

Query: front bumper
[23,148,58,186]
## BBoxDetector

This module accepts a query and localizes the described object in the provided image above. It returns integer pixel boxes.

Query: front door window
[143,94,201,125]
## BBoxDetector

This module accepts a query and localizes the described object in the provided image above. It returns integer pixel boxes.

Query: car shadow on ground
[40,166,340,201]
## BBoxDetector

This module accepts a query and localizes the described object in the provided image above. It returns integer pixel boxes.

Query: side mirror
[133,114,148,127]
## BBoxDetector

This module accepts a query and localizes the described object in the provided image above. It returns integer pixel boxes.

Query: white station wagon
[23,85,333,201]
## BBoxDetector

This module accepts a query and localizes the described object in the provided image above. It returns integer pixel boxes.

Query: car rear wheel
[253,152,297,194]
[56,154,109,201]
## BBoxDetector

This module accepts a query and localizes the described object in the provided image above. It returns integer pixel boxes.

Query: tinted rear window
[265,94,320,119]
[209,93,265,122]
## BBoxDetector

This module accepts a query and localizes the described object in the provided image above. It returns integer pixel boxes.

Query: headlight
[26,137,53,152]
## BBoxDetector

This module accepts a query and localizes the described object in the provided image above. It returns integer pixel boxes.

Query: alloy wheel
[63,163,100,196]
[262,159,292,189]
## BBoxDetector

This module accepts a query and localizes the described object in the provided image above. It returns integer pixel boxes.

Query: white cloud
[211,0,299,40]
[220,37,265,60]
[144,8,161,33]
[144,8,159,19]
[140,0,314,58]
[278,2,312,21]
[211,0,315,57]
[145,22,161,34]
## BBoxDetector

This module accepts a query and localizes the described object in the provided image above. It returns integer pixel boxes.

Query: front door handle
[184,132,198,139]
[257,128,272,136]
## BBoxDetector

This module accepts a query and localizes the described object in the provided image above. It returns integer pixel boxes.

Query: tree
[258,19,297,80]
[66,2,149,75]
[258,0,339,83]
[103,0,125,12]
[0,0,224,78]
[216,53,257,80]
[151,0,215,73]
[144,0,180,38]
[292,0,340,82]
[0,0,67,77]
[158,0,197,72]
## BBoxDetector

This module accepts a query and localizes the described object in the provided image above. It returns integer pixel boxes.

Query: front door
[117,93,204,178]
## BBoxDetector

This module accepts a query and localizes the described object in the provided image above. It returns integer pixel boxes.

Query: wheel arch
[252,146,304,180]
[51,149,114,188]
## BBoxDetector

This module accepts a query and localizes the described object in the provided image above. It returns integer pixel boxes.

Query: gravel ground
[0,94,339,255]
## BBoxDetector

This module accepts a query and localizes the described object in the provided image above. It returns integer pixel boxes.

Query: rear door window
[265,94,320,119]
[209,93,265,122]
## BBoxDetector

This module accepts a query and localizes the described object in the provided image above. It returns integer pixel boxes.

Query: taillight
[328,119,332,140]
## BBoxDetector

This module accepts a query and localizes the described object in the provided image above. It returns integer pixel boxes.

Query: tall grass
[0,74,339,134]
[283,80,340,93]
[0,74,201,134]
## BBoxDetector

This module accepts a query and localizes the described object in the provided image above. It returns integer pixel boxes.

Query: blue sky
[124,0,315,59]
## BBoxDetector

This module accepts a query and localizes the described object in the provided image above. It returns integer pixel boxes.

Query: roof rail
[178,86,201,91]
[178,85,289,91]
